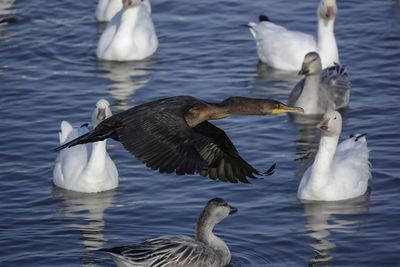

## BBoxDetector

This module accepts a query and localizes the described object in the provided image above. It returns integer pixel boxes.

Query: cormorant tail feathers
[54,126,114,151]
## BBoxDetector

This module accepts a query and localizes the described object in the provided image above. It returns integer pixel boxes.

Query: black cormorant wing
[112,97,260,183]
[114,99,209,176]
[193,121,260,183]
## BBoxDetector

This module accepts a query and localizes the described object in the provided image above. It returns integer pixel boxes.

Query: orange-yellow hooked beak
[272,103,304,115]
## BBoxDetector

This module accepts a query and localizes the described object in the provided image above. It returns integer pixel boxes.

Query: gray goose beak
[229,205,238,215]
[97,108,106,122]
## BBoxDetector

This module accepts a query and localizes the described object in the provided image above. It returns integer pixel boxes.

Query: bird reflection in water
[98,60,153,110]
[301,192,370,266]
[52,186,116,265]
[255,61,300,84]
[0,0,16,53]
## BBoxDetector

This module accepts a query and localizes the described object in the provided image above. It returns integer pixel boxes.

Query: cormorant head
[268,100,304,115]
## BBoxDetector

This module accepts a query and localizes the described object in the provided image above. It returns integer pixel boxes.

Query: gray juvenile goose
[101,198,237,267]
[288,52,350,115]
[55,95,303,183]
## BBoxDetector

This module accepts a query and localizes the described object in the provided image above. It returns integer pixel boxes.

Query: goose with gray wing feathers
[288,52,350,115]
[101,198,237,267]
[55,95,303,183]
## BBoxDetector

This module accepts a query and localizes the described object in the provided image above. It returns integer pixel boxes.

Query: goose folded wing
[321,64,351,109]
[192,121,260,183]
[104,236,219,267]
[145,236,220,267]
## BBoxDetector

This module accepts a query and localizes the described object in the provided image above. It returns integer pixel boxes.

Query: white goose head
[199,198,237,227]
[298,52,322,76]
[318,0,338,21]
[316,110,342,137]
[92,99,112,127]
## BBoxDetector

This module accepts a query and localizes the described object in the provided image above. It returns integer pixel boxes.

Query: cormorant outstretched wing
[193,121,261,183]
[113,99,262,183]
[56,96,267,183]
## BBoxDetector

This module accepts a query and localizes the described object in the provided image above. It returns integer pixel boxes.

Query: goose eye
[334,117,337,120]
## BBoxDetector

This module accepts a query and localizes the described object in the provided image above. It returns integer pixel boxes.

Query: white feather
[96,0,157,61]
[298,111,371,201]
[247,0,339,71]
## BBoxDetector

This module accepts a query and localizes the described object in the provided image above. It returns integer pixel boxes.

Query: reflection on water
[290,114,322,165]
[1,0,399,266]
[301,193,370,266]
[97,60,153,110]
[255,61,299,84]
[0,0,14,16]
[52,187,116,265]
[0,0,15,40]
[252,61,300,94]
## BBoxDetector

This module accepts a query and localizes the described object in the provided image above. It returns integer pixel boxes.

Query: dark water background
[0,0,399,266]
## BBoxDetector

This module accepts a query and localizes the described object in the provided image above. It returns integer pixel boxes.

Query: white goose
[288,52,350,115]
[53,99,119,193]
[101,198,237,267]
[246,0,339,71]
[95,0,151,22]
[297,111,371,201]
[96,0,157,61]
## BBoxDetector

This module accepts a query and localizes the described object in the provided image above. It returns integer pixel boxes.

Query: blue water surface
[0,0,399,266]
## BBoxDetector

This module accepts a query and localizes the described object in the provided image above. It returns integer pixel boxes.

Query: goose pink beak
[97,108,106,122]
[317,117,330,131]
[326,6,335,19]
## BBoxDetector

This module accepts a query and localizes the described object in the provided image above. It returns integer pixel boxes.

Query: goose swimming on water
[246,0,339,71]
[96,0,157,61]
[55,95,303,183]
[101,198,237,267]
[297,111,371,201]
[53,99,119,193]
[288,52,350,115]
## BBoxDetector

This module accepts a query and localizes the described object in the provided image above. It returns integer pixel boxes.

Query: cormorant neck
[185,97,274,128]
[215,97,268,116]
